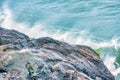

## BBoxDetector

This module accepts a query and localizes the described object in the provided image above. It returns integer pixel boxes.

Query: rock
[0,27,115,80]
[0,27,30,50]
[0,45,14,71]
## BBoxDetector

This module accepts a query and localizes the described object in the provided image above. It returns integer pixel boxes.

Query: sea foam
[0,0,120,77]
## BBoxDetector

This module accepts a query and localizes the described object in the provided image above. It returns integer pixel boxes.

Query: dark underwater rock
[0,27,115,80]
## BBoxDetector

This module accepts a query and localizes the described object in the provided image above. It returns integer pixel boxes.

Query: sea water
[0,0,120,79]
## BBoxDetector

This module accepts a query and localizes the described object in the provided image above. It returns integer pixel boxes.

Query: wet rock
[0,27,115,80]
[0,27,30,50]
[0,45,14,72]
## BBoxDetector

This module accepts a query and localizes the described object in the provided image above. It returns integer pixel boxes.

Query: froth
[1,2,120,49]
[1,1,120,77]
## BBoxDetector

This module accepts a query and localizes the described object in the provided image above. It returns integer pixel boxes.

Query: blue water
[7,0,120,40]
[0,0,120,79]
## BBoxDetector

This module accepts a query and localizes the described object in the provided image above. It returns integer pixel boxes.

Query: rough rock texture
[0,27,115,80]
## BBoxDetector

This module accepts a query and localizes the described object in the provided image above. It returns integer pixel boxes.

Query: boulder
[0,27,115,80]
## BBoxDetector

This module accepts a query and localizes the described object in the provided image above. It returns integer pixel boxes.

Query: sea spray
[0,0,120,79]
[0,5,120,78]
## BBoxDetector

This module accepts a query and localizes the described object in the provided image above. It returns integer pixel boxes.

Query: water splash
[0,0,120,79]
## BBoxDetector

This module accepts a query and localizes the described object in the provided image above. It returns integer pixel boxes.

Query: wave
[0,1,120,78]
[1,6,120,49]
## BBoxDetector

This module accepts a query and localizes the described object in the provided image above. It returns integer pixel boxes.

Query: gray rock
[0,27,115,80]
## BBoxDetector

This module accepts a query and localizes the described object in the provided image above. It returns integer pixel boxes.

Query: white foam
[112,67,120,76]
[1,1,120,77]
[104,56,116,74]
[1,2,120,49]
[1,2,120,47]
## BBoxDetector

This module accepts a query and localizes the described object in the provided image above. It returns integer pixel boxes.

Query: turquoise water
[8,0,120,40]
[0,0,120,79]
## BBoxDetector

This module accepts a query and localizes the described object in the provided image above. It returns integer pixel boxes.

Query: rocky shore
[0,27,114,80]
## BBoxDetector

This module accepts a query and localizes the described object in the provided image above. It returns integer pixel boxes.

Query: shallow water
[0,0,120,79]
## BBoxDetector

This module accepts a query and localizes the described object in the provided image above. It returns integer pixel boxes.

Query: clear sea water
[0,0,120,79]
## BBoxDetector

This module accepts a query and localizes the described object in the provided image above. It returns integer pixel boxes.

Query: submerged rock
[0,27,115,80]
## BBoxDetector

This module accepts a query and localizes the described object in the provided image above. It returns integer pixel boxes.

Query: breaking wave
[0,0,120,79]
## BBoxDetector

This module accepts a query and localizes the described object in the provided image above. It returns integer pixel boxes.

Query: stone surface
[0,27,115,80]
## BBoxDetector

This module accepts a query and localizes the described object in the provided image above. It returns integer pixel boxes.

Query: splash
[0,0,120,79]
[1,4,120,48]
